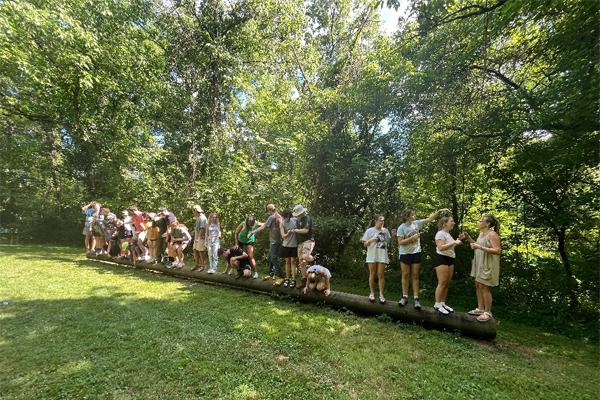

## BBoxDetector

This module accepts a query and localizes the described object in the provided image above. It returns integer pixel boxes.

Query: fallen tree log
[86,254,497,340]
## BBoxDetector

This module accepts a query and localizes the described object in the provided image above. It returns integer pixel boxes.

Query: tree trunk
[556,227,579,309]
[87,254,498,340]
[45,127,62,217]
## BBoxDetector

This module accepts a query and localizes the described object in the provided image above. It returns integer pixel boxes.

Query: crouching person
[303,265,331,296]
[218,247,252,278]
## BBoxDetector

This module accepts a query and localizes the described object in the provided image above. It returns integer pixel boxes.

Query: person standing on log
[156,207,176,265]
[129,206,150,262]
[250,204,284,283]
[234,215,263,278]
[279,208,298,288]
[396,207,448,309]
[204,212,221,274]
[82,201,100,253]
[432,216,465,315]
[464,214,501,322]
[362,214,391,304]
[192,205,208,272]
[290,205,315,288]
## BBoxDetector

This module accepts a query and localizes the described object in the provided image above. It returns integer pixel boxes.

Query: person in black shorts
[432,216,465,315]
[218,247,252,278]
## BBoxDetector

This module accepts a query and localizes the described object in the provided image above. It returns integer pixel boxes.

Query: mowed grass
[0,245,597,400]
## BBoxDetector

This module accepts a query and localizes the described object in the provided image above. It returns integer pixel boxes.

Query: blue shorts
[399,252,422,265]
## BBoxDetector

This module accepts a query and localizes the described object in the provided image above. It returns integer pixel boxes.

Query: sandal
[368,293,375,303]
[289,280,296,288]
[477,312,492,322]
[468,308,484,315]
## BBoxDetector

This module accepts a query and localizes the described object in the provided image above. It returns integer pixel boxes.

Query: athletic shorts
[432,254,455,268]
[399,252,422,265]
[280,246,297,258]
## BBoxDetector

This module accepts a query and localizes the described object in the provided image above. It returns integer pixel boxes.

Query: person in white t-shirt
[432,216,465,315]
[361,215,391,304]
[396,207,449,309]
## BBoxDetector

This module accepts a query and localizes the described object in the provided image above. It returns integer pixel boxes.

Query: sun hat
[292,204,306,217]
[192,205,204,213]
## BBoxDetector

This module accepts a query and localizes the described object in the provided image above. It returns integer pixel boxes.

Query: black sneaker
[398,296,408,307]
[414,298,422,309]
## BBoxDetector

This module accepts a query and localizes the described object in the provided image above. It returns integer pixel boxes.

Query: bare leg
[290,257,296,279]
[435,266,449,303]
[475,282,484,310]
[377,263,385,297]
[411,263,421,297]
[400,262,410,297]
[442,266,454,302]
[246,245,256,272]
[368,263,376,295]
[481,284,493,313]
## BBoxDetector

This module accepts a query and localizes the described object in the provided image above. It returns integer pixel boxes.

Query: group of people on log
[82,202,500,322]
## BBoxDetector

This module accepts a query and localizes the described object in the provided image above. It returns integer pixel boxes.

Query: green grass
[0,244,598,399]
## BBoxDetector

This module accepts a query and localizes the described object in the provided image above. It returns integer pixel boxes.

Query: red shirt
[132,212,145,233]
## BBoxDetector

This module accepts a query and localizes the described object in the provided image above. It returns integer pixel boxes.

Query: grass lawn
[0,244,598,399]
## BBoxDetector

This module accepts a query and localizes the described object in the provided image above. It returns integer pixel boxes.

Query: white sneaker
[434,303,450,315]
[208,269,215,274]
[442,303,454,313]
[227,270,233,275]
[252,271,259,279]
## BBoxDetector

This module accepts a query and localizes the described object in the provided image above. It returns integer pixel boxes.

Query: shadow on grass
[0,284,373,399]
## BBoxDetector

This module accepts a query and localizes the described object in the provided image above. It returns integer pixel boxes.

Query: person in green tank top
[234,215,264,278]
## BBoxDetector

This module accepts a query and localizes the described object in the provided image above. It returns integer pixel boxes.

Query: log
[85,254,497,340]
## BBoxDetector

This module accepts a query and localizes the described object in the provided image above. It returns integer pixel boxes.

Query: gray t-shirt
[196,214,208,239]
[282,218,297,248]
[265,214,282,244]
[396,219,426,255]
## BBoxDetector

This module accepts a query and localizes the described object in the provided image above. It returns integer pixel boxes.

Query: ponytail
[483,214,500,234]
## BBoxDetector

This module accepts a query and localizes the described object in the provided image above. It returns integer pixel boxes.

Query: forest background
[0,0,598,337]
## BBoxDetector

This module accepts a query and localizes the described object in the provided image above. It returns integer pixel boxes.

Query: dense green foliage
[1,245,598,399]
[0,0,598,326]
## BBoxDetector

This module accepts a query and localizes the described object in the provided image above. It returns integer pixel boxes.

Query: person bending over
[218,247,252,278]
[303,265,331,296]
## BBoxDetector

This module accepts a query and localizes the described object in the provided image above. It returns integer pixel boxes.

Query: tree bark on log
[86,254,497,340]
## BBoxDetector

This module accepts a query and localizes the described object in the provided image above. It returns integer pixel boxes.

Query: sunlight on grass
[1,245,598,400]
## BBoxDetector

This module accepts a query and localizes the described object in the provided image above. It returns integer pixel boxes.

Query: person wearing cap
[192,205,208,272]
[303,265,331,296]
[250,204,284,283]
[289,204,315,288]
